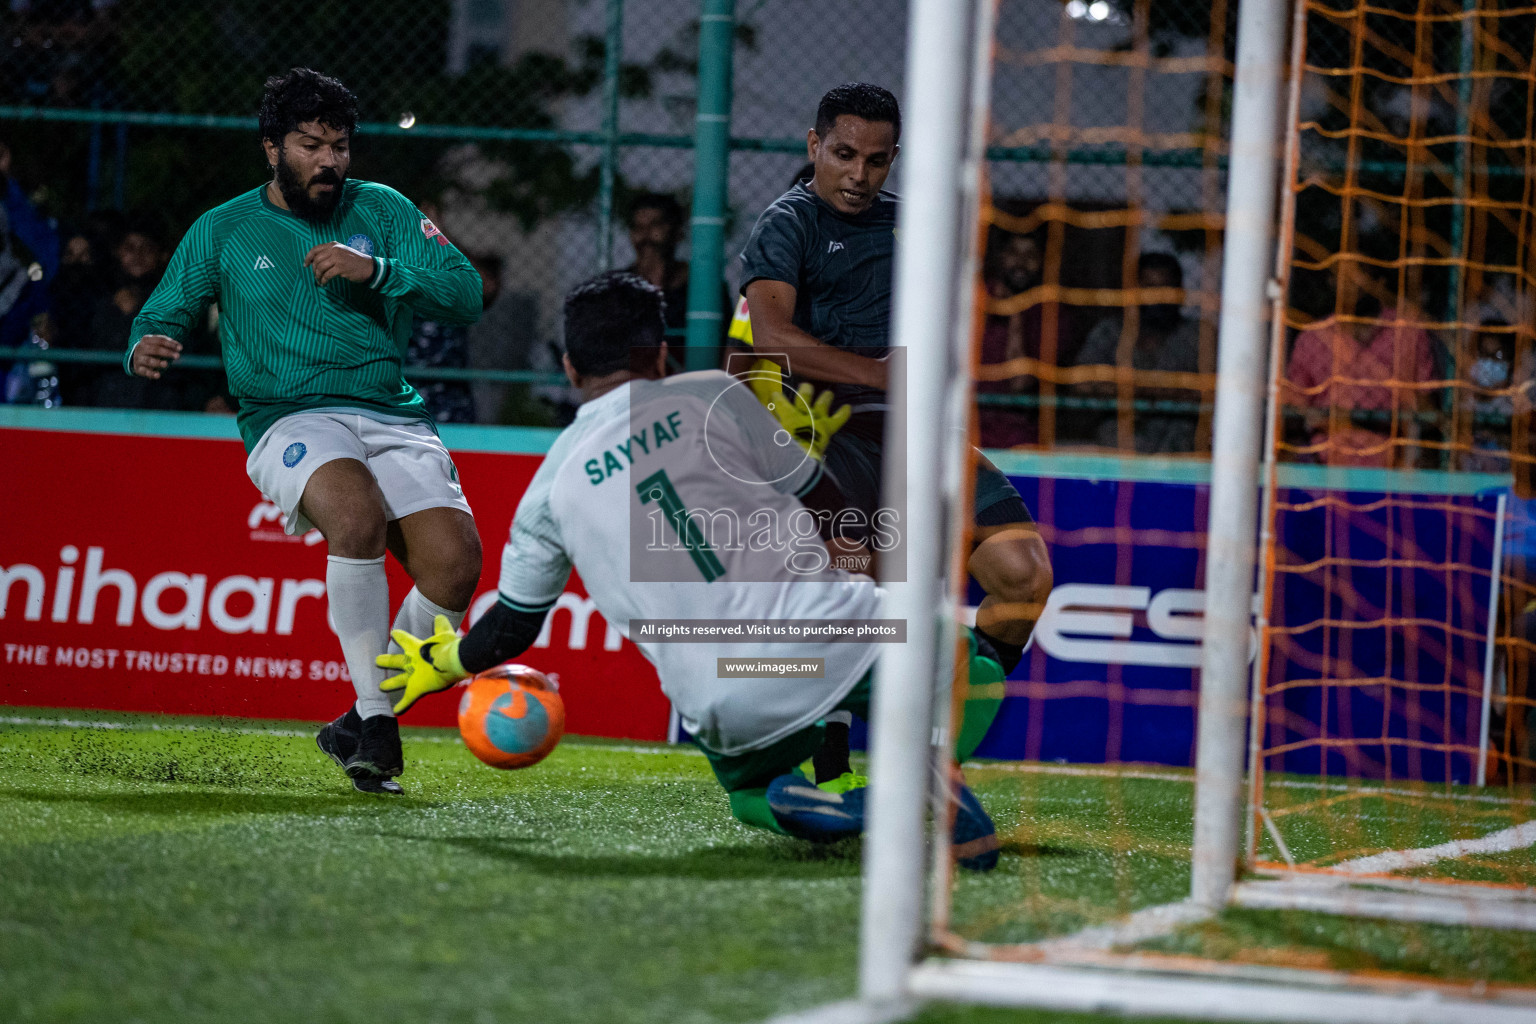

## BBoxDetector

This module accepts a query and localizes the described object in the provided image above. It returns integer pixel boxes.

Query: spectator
[1458,320,1531,473]
[405,314,475,423]
[623,191,727,371]
[0,140,58,352]
[48,211,120,400]
[625,192,689,331]
[397,201,475,424]
[1468,273,1531,332]
[0,203,53,408]
[4,0,118,107]
[976,226,1071,448]
[76,216,184,408]
[464,251,556,426]
[0,142,60,407]
[1075,251,1203,454]
[1282,265,1436,468]
[0,141,60,281]
[0,198,51,355]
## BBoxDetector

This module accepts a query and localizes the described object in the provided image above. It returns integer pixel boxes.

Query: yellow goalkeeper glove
[376,614,468,715]
[746,359,851,462]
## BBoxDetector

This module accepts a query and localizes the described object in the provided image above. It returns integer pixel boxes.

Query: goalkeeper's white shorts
[246,409,473,536]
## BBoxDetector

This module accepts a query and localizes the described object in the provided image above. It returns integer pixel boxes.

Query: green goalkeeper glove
[746,359,851,462]
[376,614,468,715]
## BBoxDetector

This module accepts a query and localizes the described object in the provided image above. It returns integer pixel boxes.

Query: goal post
[1231,0,1536,931]
[856,0,1286,1000]
[814,0,1536,1021]
[1190,0,1291,911]
[860,0,1295,1003]
[859,0,991,1005]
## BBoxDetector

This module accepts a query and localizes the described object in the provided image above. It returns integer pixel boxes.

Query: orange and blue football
[457,665,565,770]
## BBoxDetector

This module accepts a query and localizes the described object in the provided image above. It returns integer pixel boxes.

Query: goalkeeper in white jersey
[378,272,1003,869]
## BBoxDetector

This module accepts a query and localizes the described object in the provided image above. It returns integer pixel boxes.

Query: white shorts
[246,410,472,536]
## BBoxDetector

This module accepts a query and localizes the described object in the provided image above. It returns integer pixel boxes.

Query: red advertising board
[0,424,669,740]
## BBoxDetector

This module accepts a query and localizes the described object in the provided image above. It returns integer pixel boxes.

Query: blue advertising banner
[962,454,1508,783]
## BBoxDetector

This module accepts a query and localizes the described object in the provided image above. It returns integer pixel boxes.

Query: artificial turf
[0,709,1530,1024]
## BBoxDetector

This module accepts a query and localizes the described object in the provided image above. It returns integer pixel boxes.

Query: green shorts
[696,670,873,794]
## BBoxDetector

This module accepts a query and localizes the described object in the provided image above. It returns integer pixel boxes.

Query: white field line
[1266,777,1526,808]
[1333,819,1536,875]
[760,998,916,1024]
[1006,825,1536,955]
[0,713,703,758]
[1035,898,1214,953]
[0,715,326,740]
[969,759,1528,807]
[962,760,1191,785]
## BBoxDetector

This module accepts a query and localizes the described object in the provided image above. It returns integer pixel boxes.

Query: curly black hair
[258,67,358,146]
[815,83,901,143]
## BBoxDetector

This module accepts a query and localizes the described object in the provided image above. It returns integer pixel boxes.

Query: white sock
[389,586,467,656]
[826,710,853,727]
[327,555,394,720]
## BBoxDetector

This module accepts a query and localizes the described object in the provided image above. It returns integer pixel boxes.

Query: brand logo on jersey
[827,241,845,253]
[282,442,307,468]
[253,255,275,270]
[420,217,451,247]
[345,233,374,256]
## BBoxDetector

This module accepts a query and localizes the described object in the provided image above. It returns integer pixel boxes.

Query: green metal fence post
[1442,0,1475,468]
[597,0,625,271]
[684,0,735,371]
[1446,0,1475,319]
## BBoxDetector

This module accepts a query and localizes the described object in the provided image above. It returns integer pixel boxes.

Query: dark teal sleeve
[369,187,483,325]
[739,198,808,294]
[125,211,219,374]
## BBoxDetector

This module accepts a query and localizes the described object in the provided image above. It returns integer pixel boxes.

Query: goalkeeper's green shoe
[818,771,868,795]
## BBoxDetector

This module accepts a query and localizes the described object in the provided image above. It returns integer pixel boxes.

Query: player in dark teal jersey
[128,69,485,795]
[739,84,1054,786]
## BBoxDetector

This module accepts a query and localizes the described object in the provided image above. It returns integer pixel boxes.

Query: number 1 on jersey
[636,469,727,583]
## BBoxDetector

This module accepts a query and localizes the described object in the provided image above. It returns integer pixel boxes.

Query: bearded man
[124,67,485,794]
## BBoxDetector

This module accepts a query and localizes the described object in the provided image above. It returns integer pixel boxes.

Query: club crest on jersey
[420,218,451,247]
[282,442,307,468]
[346,233,374,256]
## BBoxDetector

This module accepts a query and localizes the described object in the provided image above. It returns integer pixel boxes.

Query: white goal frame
[766,1,1536,1022]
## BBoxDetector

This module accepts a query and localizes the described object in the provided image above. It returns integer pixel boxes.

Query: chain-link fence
[0,0,1247,427]
[5,0,1522,445]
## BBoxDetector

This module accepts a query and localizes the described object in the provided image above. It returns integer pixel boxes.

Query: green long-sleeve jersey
[126,180,483,451]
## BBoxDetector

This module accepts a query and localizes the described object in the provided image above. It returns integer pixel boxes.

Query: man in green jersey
[126,68,484,795]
